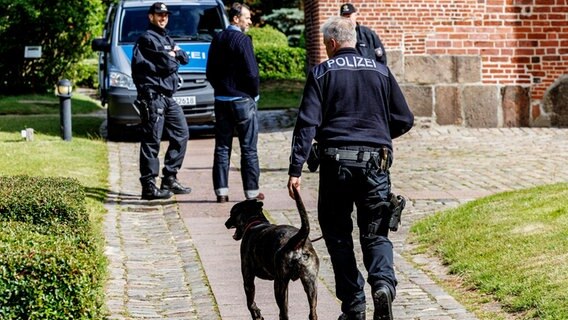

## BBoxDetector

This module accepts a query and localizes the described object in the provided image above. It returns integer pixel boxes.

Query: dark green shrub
[298,29,306,49]
[0,176,88,227]
[248,25,288,47]
[0,176,106,319]
[0,221,106,319]
[71,59,99,89]
[245,26,306,80]
[255,46,306,80]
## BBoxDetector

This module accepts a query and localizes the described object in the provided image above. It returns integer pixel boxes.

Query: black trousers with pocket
[139,95,189,185]
[317,146,397,314]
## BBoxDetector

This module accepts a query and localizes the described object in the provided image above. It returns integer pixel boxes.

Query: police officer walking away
[131,2,192,200]
[340,3,387,65]
[287,17,414,320]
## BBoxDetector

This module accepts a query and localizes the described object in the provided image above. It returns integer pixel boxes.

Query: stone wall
[392,52,531,127]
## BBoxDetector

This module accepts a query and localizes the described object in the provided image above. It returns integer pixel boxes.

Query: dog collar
[244,219,266,235]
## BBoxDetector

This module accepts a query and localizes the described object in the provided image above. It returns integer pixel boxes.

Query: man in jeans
[206,2,263,203]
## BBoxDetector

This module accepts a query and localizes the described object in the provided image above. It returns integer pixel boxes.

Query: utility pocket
[232,97,256,123]
[146,97,165,124]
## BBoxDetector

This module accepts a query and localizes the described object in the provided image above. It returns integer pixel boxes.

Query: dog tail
[284,186,310,251]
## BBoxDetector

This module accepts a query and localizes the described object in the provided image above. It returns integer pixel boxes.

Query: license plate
[173,96,196,106]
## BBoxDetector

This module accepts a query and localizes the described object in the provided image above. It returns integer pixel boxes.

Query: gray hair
[320,16,356,46]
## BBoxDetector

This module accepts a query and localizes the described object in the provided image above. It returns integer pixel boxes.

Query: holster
[363,193,406,238]
[133,99,150,122]
[388,194,406,232]
[134,95,164,124]
[307,143,320,172]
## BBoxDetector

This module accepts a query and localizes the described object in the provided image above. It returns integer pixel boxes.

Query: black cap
[340,3,357,16]
[148,2,171,14]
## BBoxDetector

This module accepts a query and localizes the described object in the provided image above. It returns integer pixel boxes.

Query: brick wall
[305,0,568,127]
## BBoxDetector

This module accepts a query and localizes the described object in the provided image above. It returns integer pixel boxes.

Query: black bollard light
[56,79,72,141]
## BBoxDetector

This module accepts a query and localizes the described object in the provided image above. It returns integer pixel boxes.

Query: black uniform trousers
[139,95,189,185]
[317,147,397,314]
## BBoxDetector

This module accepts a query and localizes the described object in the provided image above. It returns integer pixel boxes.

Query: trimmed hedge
[248,26,307,81]
[255,46,306,80]
[0,176,88,227]
[0,176,106,319]
[248,25,289,47]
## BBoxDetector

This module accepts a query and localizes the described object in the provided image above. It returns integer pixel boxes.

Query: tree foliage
[0,0,104,94]
[222,0,303,25]
[261,8,304,47]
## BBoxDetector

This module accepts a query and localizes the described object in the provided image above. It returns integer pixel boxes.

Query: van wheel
[106,118,123,141]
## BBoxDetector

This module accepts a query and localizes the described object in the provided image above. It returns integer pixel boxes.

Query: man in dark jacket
[287,16,414,320]
[206,2,263,203]
[340,3,387,65]
[131,2,192,200]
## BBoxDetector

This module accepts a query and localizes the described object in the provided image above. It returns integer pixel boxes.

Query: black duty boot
[141,182,173,200]
[161,176,192,194]
[372,286,393,320]
[338,311,366,320]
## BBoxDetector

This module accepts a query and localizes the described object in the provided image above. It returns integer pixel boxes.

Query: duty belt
[323,148,380,162]
[142,91,172,100]
[323,146,390,170]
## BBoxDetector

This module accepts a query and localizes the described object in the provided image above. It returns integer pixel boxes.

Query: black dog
[225,187,320,320]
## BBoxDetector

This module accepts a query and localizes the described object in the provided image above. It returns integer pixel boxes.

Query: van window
[120,5,225,43]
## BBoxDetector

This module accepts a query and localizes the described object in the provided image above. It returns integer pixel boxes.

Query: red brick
[541,40,560,46]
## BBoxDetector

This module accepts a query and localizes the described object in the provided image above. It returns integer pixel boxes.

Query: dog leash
[310,235,323,242]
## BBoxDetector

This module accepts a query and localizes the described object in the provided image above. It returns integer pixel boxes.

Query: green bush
[255,46,306,80]
[248,25,288,47]
[0,176,88,227]
[0,222,105,319]
[71,59,99,89]
[0,176,106,319]
[248,25,306,80]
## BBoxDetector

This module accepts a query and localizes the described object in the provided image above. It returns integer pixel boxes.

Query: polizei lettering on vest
[327,56,377,69]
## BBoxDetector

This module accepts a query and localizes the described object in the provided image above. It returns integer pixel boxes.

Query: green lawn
[259,79,305,110]
[0,114,108,201]
[410,183,568,319]
[0,92,103,115]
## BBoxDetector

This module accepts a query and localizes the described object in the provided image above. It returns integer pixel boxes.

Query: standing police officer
[287,17,414,320]
[131,2,192,200]
[340,3,387,65]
